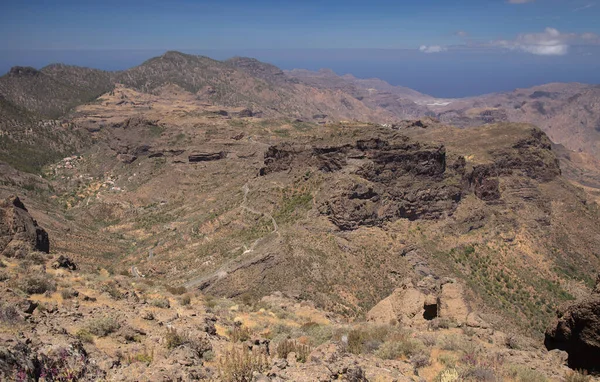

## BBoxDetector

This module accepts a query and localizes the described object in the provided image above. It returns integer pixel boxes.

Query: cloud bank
[494,28,599,56]
[419,45,447,53]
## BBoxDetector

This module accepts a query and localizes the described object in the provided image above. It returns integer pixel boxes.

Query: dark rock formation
[545,274,600,372]
[8,66,40,77]
[261,132,464,229]
[188,152,227,162]
[52,255,77,271]
[0,196,49,257]
[467,165,501,201]
[232,108,253,118]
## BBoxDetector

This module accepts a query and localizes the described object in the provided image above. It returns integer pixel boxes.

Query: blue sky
[1,0,600,97]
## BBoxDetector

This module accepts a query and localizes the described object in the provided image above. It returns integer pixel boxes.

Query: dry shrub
[123,346,154,365]
[150,298,170,309]
[227,325,251,342]
[61,288,79,300]
[218,346,270,382]
[76,329,94,343]
[164,327,212,355]
[564,370,592,382]
[180,294,191,306]
[18,274,56,295]
[345,324,396,355]
[85,316,120,337]
[0,303,21,323]
[276,339,311,363]
[166,285,187,295]
[410,351,431,369]
[100,282,123,300]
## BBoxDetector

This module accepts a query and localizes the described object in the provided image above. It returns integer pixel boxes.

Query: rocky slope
[0,196,588,381]
[1,51,600,379]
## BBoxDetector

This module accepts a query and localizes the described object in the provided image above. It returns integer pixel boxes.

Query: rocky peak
[8,66,40,77]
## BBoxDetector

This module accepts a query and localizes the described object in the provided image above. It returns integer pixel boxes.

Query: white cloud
[455,31,469,38]
[419,45,447,53]
[508,0,535,3]
[574,3,595,11]
[494,27,573,55]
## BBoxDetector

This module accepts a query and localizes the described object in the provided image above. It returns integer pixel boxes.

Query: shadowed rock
[188,152,227,162]
[545,274,600,372]
[0,196,49,257]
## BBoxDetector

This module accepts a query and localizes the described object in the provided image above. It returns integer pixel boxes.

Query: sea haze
[1,48,599,98]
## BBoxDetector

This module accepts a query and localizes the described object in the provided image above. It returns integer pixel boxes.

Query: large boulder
[366,279,427,325]
[545,274,600,372]
[0,196,49,257]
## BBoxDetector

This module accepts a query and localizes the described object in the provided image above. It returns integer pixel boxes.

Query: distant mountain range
[1,50,600,180]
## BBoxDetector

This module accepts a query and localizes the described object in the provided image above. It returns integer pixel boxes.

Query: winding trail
[182,182,279,288]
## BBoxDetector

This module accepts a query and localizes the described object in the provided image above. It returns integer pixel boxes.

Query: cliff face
[0,196,49,257]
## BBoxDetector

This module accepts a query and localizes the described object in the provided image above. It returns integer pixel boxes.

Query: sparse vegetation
[84,316,120,337]
[180,294,191,306]
[218,346,270,382]
[227,325,251,343]
[76,329,94,343]
[61,287,78,299]
[150,298,171,309]
[17,274,56,295]
[276,339,311,363]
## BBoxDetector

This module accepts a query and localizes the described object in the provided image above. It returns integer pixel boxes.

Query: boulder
[545,274,600,372]
[366,279,427,325]
[52,255,77,271]
[439,281,470,325]
[0,196,49,257]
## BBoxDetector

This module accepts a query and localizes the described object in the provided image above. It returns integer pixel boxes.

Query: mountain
[287,68,433,119]
[117,51,392,123]
[0,65,114,119]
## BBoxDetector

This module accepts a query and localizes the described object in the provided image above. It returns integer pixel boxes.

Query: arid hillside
[1,52,600,380]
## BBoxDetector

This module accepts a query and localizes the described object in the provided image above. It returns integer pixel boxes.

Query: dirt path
[182,182,279,288]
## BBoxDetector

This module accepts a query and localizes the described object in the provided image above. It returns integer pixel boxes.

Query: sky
[1,0,600,97]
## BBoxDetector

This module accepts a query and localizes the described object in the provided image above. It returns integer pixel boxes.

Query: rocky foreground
[0,195,597,381]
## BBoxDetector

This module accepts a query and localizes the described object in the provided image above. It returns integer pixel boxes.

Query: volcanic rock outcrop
[260,132,465,229]
[545,274,600,372]
[0,196,49,257]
